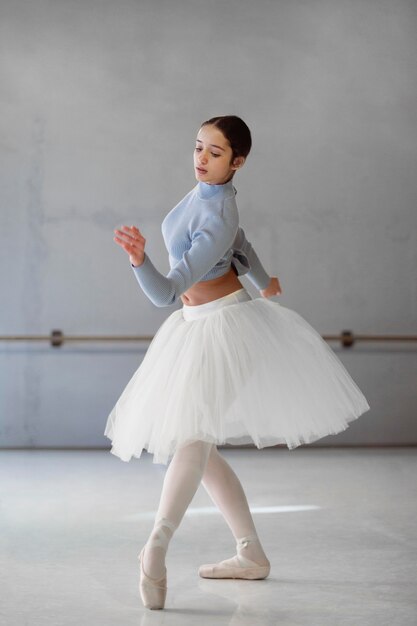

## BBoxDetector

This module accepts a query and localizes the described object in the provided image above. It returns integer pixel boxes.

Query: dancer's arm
[231,226,271,290]
[129,214,238,307]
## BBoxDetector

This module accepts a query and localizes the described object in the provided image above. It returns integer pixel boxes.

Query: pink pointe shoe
[198,535,271,580]
[138,547,167,610]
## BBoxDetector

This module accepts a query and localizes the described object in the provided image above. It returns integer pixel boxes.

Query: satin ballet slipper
[138,547,167,610]
[198,535,271,580]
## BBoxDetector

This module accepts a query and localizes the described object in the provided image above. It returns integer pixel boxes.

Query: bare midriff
[180,266,244,306]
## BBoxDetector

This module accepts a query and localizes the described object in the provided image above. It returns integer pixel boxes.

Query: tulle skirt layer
[104,288,370,464]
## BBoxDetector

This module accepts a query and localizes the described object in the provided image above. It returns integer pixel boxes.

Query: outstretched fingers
[113,226,146,261]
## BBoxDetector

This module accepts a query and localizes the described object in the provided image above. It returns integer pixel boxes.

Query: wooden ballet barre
[0,330,416,348]
[0,331,153,346]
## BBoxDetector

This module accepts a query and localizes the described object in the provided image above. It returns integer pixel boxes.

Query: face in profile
[194,125,244,185]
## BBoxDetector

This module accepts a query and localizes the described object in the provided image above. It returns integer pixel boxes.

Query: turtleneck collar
[196,179,237,200]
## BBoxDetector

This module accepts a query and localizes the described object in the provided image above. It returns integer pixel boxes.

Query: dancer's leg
[201,445,269,566]
[143,439,213,579]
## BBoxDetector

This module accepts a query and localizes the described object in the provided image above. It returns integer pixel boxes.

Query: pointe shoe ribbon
[138,547,167,610]
[198,535,270,580]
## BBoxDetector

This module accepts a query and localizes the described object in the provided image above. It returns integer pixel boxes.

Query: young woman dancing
[105,115,370,610]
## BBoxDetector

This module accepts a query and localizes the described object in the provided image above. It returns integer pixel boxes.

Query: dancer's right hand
[114,225,146,267]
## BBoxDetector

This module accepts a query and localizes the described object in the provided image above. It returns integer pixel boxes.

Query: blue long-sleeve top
[131,179,271,307]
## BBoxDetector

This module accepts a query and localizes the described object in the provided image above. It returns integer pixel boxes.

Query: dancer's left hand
[260,277,282,298]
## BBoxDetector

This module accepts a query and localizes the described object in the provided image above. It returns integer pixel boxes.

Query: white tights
[143,441,268,579]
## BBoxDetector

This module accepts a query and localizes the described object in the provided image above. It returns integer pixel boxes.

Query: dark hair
[200,115,252,161]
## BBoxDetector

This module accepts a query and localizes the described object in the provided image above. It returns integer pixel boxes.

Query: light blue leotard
[131,179,271,307]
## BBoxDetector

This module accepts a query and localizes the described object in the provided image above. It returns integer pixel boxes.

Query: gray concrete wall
[1,0,416,448]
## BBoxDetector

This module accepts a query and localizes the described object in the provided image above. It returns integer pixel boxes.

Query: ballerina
[105,115,370,610]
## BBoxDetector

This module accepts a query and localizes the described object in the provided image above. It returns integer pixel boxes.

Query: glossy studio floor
[1,446,416,626]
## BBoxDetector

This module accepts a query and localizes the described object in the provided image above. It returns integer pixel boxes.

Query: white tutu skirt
[105,287,370,464]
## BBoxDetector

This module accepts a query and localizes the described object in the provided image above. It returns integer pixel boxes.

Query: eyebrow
[196,139,225,151]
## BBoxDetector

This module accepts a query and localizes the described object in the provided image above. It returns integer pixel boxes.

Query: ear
[231,156,246,170]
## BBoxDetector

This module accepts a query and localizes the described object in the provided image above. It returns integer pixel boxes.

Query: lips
[196,167,207,174]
